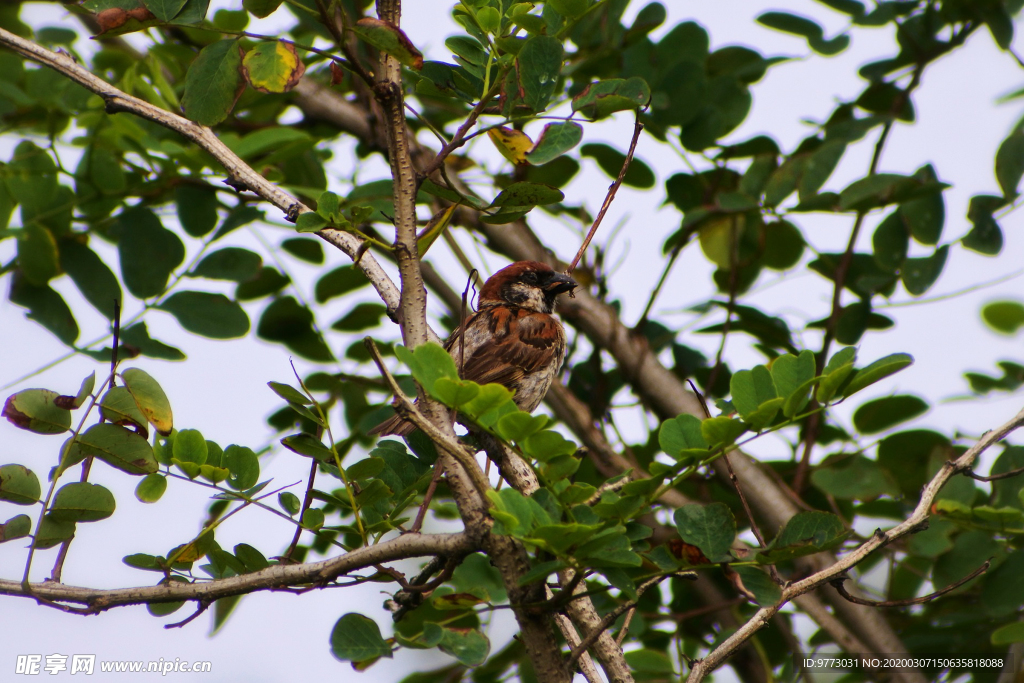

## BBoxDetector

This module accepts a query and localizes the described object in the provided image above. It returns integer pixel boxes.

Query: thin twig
[419,79,506,178]
[963,464,1024,482]
[831,560,990,607]
[163,600,210,629]
[284,458,319,561]
[566,111,645,275]
[793,62,926,493]
[566,573,674,671]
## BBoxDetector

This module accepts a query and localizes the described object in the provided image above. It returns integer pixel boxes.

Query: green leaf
[71,373,95,410]
[397,342,459,397]
[6,141,56,217]
[9,275,79,346]
[757,11,849,55]
[571,77,651,120]
[281,238,323,264]
[701,416,747,449]
[0,465,41,505]
[60,240,122,319]
[771,350,815,403]
[996,130,1024,198]
[580,143,655,188]
[268,382,310,405]
[901,245,948,296]
[295,211,328,233]
[548,0,591,17]
[135,473,167,503]
[438,627,489,667]
[242,0,281,18]
[143,0,187,21]
[526,122,582,165]
[841,353,913,398]
[982,301,1024,335]
[3,389,71,435]
[256,297,334,362]
[346,457,384,482]
[190,248,262,282]
[175,183,219,238]
[992,622,1024,645]
[223,445,259,490]
[853,395,927,434]
[730,365,777,419]
[838,173,908,211]
[624,649,675,674]
[116,206,185,299]
[901,191,944,246]
[872,210,908,271]
[658,414,709,461]
[157,291,250,339]
[18,225,59,286]
[330,613,393,663]
[78,423,158,475]
[496,411,548,442]
[353,18,423,69]
[522,430,577,461]
[963,194,1005,256]
[811,455,896,500]
[731,566,783,605]
[758,511,849,564]
[762,220,805,270]
[100,386,149,434]
[122,367,174,435]
[50,482,116,522]
[173,428,208,466]
[0,514,32,543]
[301,508,324,529]
[489,182,564,209]
[315,265,368,303]
[673,502,735,562]
[799,140,846,198]
[35,517,75,549]
[234,543,268,572]
[242,41,305,93]
[278,491,300,515]
[516,35,563,112]
[331,303,387,332]
[280,433,334,461]
[120,323,186,361]
[182,39,245,126]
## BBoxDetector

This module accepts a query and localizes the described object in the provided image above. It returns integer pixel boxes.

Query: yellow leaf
[698,215,744,268]
[417,204,459,258]
[488,126,534,165]
[242,41,306,94]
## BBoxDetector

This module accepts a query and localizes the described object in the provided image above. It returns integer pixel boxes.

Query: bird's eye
[522,271,539,284]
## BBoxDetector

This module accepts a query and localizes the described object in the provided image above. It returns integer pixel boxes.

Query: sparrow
[369,260,578,437]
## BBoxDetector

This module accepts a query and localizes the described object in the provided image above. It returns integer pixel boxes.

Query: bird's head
[479,261,577,314]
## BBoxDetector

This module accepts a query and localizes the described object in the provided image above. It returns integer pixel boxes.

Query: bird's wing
[446,306,564,389]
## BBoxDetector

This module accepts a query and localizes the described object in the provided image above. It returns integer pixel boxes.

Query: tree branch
[687,405,1024,681]
[0,532,473,611]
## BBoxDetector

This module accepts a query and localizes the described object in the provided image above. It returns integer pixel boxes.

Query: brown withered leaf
[94,6,155,35]
[330,61,345,86]
[668,538,710,566]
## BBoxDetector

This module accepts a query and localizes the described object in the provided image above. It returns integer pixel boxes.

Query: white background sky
[2,1,1024,681]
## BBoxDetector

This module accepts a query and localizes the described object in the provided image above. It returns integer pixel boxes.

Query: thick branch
[0,532,472,610]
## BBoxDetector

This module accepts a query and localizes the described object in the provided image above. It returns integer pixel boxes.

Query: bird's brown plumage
[369,261,576,437]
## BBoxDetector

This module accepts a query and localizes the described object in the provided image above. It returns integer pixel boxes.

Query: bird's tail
[367,413,418,437]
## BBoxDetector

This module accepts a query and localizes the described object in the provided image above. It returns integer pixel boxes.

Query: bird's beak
[545,272,578,296]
